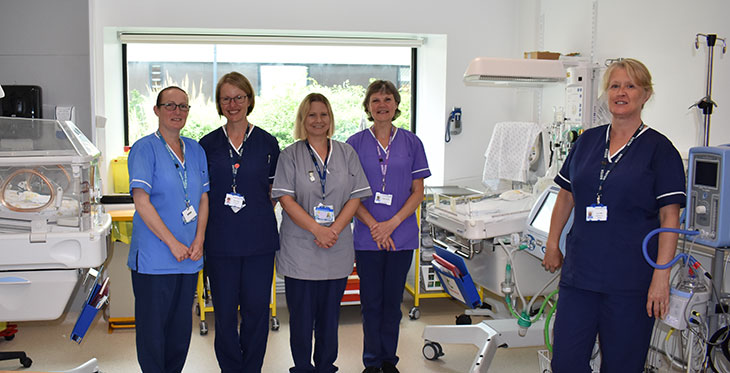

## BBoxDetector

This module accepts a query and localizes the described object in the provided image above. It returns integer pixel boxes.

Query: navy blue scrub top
[199,125,280,257]
[554,124,686,295]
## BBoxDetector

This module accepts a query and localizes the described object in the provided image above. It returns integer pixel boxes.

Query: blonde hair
[293,93,335,140]
[602,58,654,98]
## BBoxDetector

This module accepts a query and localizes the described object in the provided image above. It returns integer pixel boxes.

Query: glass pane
[125,43,412,148]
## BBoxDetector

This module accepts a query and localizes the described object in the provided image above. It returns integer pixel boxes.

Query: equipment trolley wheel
[20,356,32,368]
[199,321,208,336]
[195,303,200,317]
[455,314,472,325]
[409,307,421,320]
[271,316,280,331]
[4,334,14,341]
[422,341,443,360]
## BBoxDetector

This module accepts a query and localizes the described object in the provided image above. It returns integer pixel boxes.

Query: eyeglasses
[158,102,190,112]
[220,95,247,105]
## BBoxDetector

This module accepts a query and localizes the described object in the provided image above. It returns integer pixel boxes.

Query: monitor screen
[530,190,557,234]
[695,159,719,188]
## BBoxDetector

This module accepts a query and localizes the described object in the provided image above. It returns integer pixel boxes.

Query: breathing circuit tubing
[642,228,701,269]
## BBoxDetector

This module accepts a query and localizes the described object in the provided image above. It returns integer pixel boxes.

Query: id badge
[225,192,246,213]
[313,203,335,224]
[586,204,608,222]
[182,205,197,224]
[374,191,393,206]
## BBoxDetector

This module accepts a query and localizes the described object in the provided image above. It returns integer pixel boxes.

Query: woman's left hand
[376,236,396,251]
[647,270,671,319]
[370,218,400,243]
[189,237,204,261]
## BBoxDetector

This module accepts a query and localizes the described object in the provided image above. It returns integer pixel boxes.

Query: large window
[123,40,415,148]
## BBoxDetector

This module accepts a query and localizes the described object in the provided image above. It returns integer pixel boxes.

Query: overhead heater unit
[463,57,566,87]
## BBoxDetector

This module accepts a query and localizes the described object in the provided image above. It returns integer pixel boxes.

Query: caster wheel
[195,304,200,317]
[20,356,32,368]
[4,334,14,341]
[409,307,421,320]
[271,317,280,331]
[199,321,208,336]
[422,342,443,360]
[455,314,472,325]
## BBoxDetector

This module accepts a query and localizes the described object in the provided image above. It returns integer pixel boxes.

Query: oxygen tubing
[642,228,700,269]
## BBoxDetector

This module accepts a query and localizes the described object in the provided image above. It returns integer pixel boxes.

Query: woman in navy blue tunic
[542,59,686,372]
[199,72,280,373]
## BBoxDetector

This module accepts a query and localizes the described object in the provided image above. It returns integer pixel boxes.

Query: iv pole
[692,33,726,146]
[692,33,727,337]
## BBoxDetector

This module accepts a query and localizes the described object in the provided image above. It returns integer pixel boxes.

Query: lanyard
[371,127,395,192]
[305,139,330,200]
[596,123,644,204]
[156,131,190,206]
[226,124,251,194]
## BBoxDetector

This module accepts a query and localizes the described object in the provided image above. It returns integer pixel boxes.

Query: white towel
[482,121,543,190]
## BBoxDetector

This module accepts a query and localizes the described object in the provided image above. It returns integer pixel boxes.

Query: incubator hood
[463,57,566,87]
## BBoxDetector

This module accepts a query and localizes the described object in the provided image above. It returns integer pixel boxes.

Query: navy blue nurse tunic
[554,124,686,295]
[551,123,685,371]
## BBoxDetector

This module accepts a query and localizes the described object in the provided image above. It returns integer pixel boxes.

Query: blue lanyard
[156,131,190,206]
[227,124,251,194]
[596,123,644,204]
[305,139,329,200]
[371,127,395,192]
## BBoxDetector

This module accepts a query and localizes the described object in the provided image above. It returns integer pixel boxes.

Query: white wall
[89,0,525,190]
[0,0,92,138]
[535,0,730,156]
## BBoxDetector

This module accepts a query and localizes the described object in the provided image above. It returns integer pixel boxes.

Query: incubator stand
[0,117,111,322]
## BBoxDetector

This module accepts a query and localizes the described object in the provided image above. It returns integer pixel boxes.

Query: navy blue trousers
[207,253,275,373]
[284,276,348,373]
[551,284,655,373]
[355,249,413,368]
[131,271,197,373]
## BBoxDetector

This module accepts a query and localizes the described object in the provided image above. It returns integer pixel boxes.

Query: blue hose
[642,228,700,269]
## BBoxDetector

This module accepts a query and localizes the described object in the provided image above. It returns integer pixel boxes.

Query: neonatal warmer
[0,117,111,321]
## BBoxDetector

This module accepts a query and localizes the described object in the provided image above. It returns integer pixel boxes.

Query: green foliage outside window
[127,76,411,150]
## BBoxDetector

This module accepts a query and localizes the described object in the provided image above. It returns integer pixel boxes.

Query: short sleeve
[652,139,686,208]
[128,138,155,195]
[410,134,431,180]
[271,147,297,199]
[269,137,281,184]
[345,145,372,200]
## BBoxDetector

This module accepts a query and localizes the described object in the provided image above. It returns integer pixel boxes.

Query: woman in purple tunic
[346,80,430,373]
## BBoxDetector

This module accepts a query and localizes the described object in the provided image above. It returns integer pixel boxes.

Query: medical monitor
[687,146,730,247]
[524,185,572,260]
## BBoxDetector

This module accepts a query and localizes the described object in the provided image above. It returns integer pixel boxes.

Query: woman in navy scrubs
[128,86,209,373]
[543,59,686,372]
[199,72,280,373]
[347,80,430,373]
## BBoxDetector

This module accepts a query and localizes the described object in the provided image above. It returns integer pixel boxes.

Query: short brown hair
[215,72,255,116]
[363,80,401,121]
[294,93,335,140]
[156,86,188,106]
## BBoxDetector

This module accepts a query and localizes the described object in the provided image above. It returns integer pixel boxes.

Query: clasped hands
[169,239,204,262]
[370,218,399,251]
